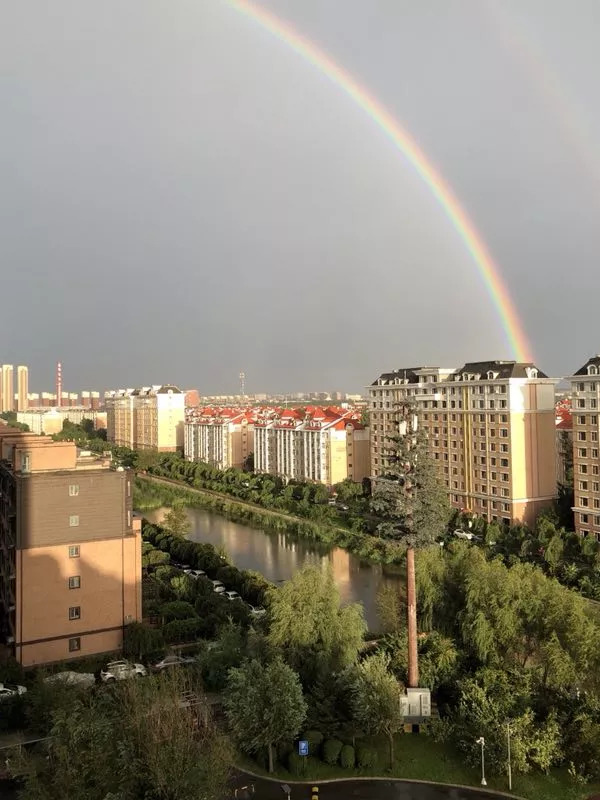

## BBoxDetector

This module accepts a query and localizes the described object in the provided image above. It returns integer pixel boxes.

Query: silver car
[100,660,147,682]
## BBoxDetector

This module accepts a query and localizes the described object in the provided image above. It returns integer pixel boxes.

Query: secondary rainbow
[226,0,533,363]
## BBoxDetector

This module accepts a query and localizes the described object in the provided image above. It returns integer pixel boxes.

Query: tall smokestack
[56,362,62,408]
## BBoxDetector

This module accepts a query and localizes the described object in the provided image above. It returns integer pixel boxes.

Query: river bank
[135,475,406,566]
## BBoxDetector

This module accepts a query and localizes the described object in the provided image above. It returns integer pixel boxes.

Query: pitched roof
[573,355,600,376]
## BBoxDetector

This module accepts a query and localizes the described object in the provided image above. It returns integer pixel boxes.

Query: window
[68,576,81,589]
[69,606,81,621]
[69,515,79,527]
[21,453,31,473]
[68,637,81,653]
[68,545,80,558]
[69,484,79,497]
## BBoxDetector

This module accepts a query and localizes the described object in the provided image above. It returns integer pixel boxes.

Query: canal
[143,506,403,631]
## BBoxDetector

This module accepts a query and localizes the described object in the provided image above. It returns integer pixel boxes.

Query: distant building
[17,408,107,435]
[369,361,558,527]
[0,365,14,413]
[17,366,28,412]
[555,398,573,486]
[184,389,201,408]
[254,406,369,486]
[0,428,142,666]
[569,356,600,539]
[106,385,185,452]
[184,408,254,470]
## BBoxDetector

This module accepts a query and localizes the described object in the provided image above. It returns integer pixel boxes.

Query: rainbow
[226,0,533,363]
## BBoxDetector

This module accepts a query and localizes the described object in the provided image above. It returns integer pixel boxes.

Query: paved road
[231,772,521,800]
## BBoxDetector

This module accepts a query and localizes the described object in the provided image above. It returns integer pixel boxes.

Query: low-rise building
[0,428,142,666]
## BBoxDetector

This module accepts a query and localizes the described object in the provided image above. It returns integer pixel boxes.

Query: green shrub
[162,617,204,644]
[340,744,355,769]
[287,751,305,775]
[356,744,377,769]
[322,738,343,765]
[160,601,197,622]
[302,730,324,752]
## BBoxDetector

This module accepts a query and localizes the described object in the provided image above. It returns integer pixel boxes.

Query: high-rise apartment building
[184,408,254,470]
[369,361,557,526]
[106,386,185,452]
[17,366,28,412]
[0,428,142,666]
[254,406,370,486]
[569,355,600,539]
[0,365,14,413]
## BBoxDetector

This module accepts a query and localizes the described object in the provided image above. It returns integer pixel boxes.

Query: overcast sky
[2,1,599,394]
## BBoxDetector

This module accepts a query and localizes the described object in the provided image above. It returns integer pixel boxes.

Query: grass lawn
[240,733,600,800]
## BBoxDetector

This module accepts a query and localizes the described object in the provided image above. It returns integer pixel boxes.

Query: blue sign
[298,740,309,757]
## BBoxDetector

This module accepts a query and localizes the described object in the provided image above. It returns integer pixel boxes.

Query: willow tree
[370,401,450,686]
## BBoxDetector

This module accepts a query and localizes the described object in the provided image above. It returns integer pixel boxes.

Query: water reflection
[142,506,403,630]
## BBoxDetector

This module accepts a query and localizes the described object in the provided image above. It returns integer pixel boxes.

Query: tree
[352,652,403,769]
[162,504,191,537]
[225,657,307,773]
[267,564,366,684]
[371,402,451,687]
[375,583,403,633]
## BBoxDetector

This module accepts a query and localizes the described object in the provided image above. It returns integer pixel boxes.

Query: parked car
[248,605,266,617]
[224,590,241,602]
[44,671,95,688]
[211,580,226,594]
[184,569,206,578]
[100,660,147,682]
[0,683,27,700]
[151,654,196,672]
[453,529,475,541]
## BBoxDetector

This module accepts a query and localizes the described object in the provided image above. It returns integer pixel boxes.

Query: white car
[224,590,241,602]
[151,654,196,671]
[0,683,27,700]
[100,660,147,682]
[248,605,266,617]
[184,569,206,578]
[44,671,95,688]
[211,580,226,594]
[453,529,475,541]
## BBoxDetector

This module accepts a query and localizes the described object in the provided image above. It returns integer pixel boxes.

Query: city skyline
[4,1,600,391]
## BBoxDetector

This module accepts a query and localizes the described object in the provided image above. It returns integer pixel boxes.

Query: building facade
[569,356,600,539]
[254,406,369,486]
[0,365,14,413]
[369,361,557,527]
[0,428,142,666]
[17,408,108,436]
[17,366,28,412]
[106,385,185,452]
[184,408,254,470]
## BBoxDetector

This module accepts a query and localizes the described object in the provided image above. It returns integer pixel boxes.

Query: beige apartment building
[369,361,557,527]
[0,428,142,666]
[184,408,254,470]
[569,356,600,539]
[254,406,370,486]
[106,385,185,452]
[0,365,14,413]
[17,366,28,412]
[17,408,108,436]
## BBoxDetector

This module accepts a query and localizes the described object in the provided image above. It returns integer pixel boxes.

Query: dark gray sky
[3,1,599,394]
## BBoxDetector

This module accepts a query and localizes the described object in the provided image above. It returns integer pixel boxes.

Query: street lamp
[476,737,487,786]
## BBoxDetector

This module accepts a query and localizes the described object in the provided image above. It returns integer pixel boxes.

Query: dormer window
[487,371,499,380]
[526,367,538,379]
[588,365,598,376]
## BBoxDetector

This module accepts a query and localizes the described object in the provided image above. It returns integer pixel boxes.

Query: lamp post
[506,722,512,791]
[476,737,487,786]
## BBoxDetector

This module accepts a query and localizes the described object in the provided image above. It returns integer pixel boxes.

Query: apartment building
[369,361,557,526]
[0,428,142,666]
[17,366,28,412]
[254,406,370,486]
[555,398,573,486]
[0,366,14,413]
[17,408,108,436]
[569,356,600,539]
[184,408,254,470]
[106,385,185,452]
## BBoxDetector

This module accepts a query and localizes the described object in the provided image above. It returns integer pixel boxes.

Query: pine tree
[371,401,451,686]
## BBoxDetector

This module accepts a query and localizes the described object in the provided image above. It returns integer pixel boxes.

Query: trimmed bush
[356,744,378,769]
[322,738,343,765]
[340,744,355,769]
[160,601,197,622]
[162,617,204,644]
[302,730,324,753]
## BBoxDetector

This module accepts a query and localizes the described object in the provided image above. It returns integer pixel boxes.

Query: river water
[143,506,403,631]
